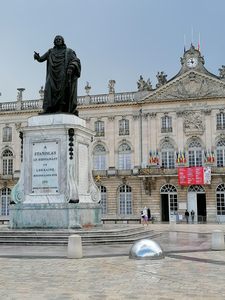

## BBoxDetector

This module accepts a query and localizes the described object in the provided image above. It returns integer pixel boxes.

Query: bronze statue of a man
[34,35,81,115]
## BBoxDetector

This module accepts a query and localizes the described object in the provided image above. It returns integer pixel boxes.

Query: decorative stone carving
[108,80,116,94]
[143,113,149,119]
[17,88,25,101]
[219,65,225,79]
[15,123,22,130]
[85,82,91,95]
[149,112,157,118]
[219,133,225,140]
[148,72,225,101]
[156,72,167,88]
[39,86,44,99]
[203,109,211,115]
[183,111,205,134]
[176,111,184,117]
[137,75,152,91]
[108,116,115,121]
[133,115,140,120]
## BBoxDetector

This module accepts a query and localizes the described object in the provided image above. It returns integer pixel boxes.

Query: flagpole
[198,32,201,51]
[184,34,186,52]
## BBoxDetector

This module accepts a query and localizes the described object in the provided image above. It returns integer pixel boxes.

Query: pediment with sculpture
[144,71,225,101]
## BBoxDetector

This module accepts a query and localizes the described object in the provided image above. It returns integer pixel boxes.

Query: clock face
[187,57,198,68]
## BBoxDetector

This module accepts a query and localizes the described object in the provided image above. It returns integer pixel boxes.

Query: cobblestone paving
[1,252,225,300]
[0,224,225,300]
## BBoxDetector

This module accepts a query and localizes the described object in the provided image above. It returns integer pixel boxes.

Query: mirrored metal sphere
[129,239,164,260]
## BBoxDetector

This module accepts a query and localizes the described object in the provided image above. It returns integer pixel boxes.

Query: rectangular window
[217,113,225,130]
[217,149,225,167]
[95,121,105,137]
[3,127,12,142]
[217,194,225,215]
[161,116,172,133]
[93,155,106,170]
[119,120,129,135]
[162,151,175,168]
[189,150,202,167]
[1,196,10,215]
[170,194,178,212]
[3,159,13,175]
[118,153,131,170]
[119,193,132,214]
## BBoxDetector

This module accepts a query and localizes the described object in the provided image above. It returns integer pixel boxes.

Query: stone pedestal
[10,114,101,228]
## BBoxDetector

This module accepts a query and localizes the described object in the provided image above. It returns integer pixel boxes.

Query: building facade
[1,45,225,223]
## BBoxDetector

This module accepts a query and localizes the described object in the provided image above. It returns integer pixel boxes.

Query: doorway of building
[160,184,178,222]
[187,185,206,223]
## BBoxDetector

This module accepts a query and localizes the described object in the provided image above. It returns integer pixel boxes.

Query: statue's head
[54,35,65,47]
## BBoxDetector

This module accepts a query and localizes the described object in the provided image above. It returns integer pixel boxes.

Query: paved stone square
[0,224,225,300]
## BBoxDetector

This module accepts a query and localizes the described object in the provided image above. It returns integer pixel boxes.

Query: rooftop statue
[156,71,167,88]
[137,75,152,91]
[34,35,81,115]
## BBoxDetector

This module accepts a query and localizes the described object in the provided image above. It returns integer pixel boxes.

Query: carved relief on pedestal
[183,111,205,135]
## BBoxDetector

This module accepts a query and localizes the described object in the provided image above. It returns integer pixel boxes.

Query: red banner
[178,167,211,185]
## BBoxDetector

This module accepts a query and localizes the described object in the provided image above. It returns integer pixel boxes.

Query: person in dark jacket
[185,210,189,223]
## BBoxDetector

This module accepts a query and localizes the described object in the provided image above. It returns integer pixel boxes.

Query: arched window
[161,142,175,169]
[119,119,129,135]
[1,188,11,215]
[95,120,105,137]
[3,126,12,142]
[216,184,225,215]
[188,140,203,167]
[188,185,205,192]
[216,140,225,167]
[2,149,13,175]
[119,185,132,215]
[100,186,107,214]
[93,145,106,170]
[160,184,177,193]
[118,143,131,170]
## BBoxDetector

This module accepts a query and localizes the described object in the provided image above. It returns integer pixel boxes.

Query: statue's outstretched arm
[34,50,49,62]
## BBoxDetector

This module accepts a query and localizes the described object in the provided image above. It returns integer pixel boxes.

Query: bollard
[211,230,225,250]
[169,219,176,230]
[67,234,83,258]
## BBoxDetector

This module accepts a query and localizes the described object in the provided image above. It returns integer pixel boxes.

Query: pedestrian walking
[141,207,149,226]
[185,210,189,223]
[191,210,195,223]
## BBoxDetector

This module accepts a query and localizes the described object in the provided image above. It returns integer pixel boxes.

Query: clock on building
[186,57,198,68]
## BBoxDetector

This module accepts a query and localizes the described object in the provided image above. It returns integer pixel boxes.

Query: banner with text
[178,167,211,186]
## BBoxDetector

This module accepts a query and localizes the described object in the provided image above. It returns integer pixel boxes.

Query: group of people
[141,208,195,224]
[185,209,195,223]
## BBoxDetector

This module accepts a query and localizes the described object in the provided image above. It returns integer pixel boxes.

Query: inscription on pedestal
[32,141,59,194]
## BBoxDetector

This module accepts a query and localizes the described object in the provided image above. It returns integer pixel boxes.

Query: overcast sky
[1,0,225,101]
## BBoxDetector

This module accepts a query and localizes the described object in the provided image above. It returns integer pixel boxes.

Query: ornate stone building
[1,45,225,223]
